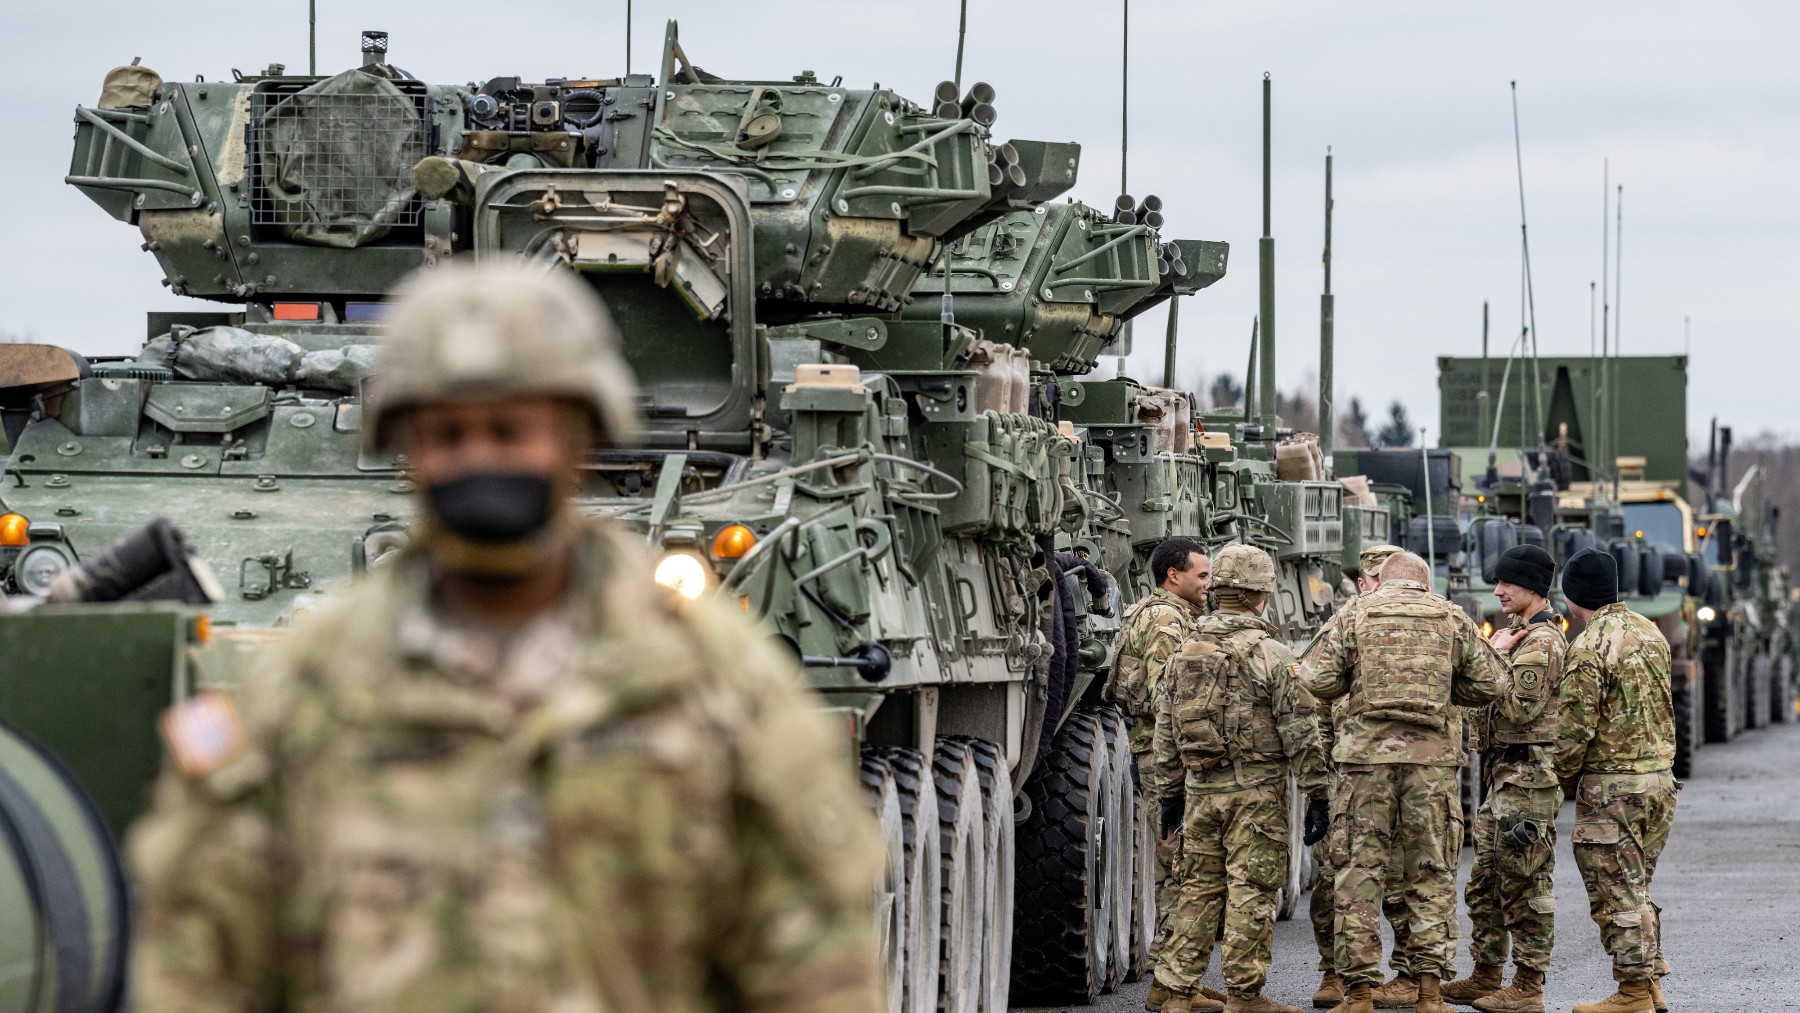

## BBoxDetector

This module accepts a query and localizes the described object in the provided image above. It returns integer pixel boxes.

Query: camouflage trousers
[1572,770,1677,983]
[1309,789,1412,975]
[1466,780,1560,971]
[1330,763,1462,987]
[1154,781,1289,995]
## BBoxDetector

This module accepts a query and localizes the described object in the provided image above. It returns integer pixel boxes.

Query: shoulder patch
[159,690,249,779]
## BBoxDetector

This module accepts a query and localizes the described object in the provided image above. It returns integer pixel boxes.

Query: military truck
[1434,354,1707,777]
[0,28,1413,1010]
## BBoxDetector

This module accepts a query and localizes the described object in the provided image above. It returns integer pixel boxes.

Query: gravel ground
[1016,718,1800,1011]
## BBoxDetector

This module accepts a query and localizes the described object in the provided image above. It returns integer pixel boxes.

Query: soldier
[1441,545,1565,1013]
[1553,549,1678,1013]
[1108,537,1219,1011]
[1299,551,1500,1013]
[1309,542,1401,1010]
[125,262,885,1013]
[1149,544,1330,1013]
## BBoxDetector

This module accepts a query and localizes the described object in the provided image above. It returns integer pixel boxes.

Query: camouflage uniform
[1554,603,1678,984]
[1150,600,1329,998]
[128,524,883,1013]
[1109,585,1206,944]
[1466,611,1566,974]
[1299,578,1501,989]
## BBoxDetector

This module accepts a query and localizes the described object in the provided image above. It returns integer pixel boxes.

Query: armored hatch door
[473,170,756,452]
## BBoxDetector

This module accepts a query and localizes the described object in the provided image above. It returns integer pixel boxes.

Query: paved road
[1017,719,1800,1011]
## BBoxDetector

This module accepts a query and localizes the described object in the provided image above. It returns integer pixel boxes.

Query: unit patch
[160,690,249,778]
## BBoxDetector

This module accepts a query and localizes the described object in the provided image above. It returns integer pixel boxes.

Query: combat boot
[1224,992,1302,1013]
[1370,974,1418,1008]
[1330,982,1374,1013]
[1412,973,1451,1013]
[1148,981,1176,1011]
[1313,971,1344,1008]
[1199,984,1230,1003]
[1161,991,1226,1013]
[1471,967,1544,1013]
[1570,979,1654,1013]
[1651,977,1667,1013]
[1441,963,1504,1003]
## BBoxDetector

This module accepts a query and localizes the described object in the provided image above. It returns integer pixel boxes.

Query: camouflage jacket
[1107,587,1204,760]
[1553,602,1676,783]
[127,522,883,1013]
[1298,579,1501,766]
[1152,611,1330,797]
[1481,611,1566,790]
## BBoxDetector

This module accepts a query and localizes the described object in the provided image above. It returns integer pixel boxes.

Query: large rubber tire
[946,737,1014,1013]
[1672,680,1696,781]
[1010,711,1109,1006]
[877,747,940,1013]
[862,757,908,1013]
[934,741,987,1013]
[1094,709,1136,989]
[1775,656,1796,725]
[1750,654,1773,731]
[1703,643,1736,743]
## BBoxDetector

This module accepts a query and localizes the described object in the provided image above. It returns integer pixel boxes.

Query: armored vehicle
[2,27,1405,1009]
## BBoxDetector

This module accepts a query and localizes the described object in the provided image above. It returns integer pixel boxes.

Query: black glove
[1159,794,1186,839]
[1128,756,1142,794]
[1303,798,1330,846]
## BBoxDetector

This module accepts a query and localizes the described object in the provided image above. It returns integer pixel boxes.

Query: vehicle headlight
[15,545,72,596]
[1696,605,1717,623]
[654,551,710,600]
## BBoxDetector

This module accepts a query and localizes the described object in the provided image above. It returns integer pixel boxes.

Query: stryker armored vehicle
[1,27,1402,1010]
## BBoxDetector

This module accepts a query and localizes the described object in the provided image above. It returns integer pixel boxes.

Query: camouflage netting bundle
[257,67,423,248]
[141,327,376,392]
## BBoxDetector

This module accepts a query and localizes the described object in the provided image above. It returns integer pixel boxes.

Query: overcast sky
[3,1,1795,445]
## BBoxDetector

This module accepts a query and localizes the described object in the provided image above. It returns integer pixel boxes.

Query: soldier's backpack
[1172,627,1265,768]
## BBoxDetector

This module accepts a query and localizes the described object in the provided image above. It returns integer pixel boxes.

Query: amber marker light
[191,613,213,644]
[712,524,757,560]
[0,513,27,547]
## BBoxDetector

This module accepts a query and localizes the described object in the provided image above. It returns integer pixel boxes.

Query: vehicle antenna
[953,0,968,92]
[1162,292,1180,389]
[1600,159,1610,491]
[1258,73,1277,434]
[1613,183,1624,502]
[1320,146,1335,463]
[1421,427,1436,575]
[1244,317,1260,424]
[1589,280,1598,483]
[1478,301,1491,468]
[626,0,633,75]
[309,0,317,75]
[1510,82,1545,447]
[1120,0,1130,194]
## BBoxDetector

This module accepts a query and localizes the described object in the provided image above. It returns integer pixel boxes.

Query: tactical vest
[1105,595,1158,714]
[1172,626,1265,769]
[1490,621,1563,745]
[1348,592,1459,731]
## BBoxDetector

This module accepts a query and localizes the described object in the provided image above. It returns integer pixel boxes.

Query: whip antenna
[1510,81,1545,446]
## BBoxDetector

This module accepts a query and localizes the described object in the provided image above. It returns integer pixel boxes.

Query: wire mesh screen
[249,70,427,248]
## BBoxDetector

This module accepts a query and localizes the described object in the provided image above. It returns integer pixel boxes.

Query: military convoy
[2,23,1791,1013]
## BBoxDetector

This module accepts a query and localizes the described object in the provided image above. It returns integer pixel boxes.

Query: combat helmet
[1358,542,1403,578]
[1211,543,1276,593]
[367,260,640,451]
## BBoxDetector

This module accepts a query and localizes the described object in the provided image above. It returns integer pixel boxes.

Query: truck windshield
[1623,501,1685,554]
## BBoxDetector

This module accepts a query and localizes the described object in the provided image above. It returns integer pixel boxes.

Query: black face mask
[427,472,555,543]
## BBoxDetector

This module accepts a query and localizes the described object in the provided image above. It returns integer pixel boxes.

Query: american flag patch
[159,691,248,778]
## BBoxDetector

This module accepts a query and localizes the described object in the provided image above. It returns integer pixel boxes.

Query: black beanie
[1494,544,1555,596]
[1561,548,1619,610]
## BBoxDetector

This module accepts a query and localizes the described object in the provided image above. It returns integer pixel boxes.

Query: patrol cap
[367,260,640,452]
[1358,542,1403,578]
[1211,543,1275,593]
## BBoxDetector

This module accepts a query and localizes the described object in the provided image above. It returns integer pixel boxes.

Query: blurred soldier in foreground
[127,262,883,1013]
[1442,545,1565,1013]
[1554,549,1678,1013]
[1308,542,1399,1009]
[1149,544,1328,1013]
[1300,552,1500,1013]
[1108,536,1214,1003]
